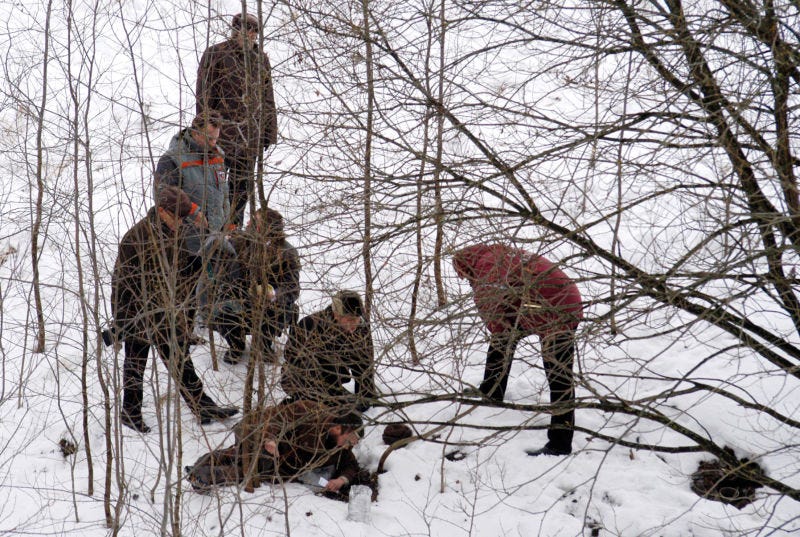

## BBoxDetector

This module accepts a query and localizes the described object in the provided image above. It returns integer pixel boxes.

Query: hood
[453,244,503,280]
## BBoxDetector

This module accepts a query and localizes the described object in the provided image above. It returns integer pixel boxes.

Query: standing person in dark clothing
[227,207,300,363]
[186,399,364,494]
[200,207,300,365]
[154,111,230,232]
[281,291,377,411]
[111,186,238,433]
[196,12,278,227]
[453,243,583,456]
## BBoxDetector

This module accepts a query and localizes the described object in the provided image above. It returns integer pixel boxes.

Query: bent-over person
[453,243,583,456]
[226,207,300,363]
[110,186,238,433]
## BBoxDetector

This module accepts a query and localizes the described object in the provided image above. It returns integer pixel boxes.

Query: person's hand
[252,284,276,302]
[264,440,278,456]
[264,284,276,302]
[189,207,208,229]
[324,477,348,492]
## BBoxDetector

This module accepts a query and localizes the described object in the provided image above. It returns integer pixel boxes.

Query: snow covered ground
[1,1,799,536]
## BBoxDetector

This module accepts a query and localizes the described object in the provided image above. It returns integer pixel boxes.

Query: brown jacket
[196,38,278,160]
[111,208,203,346]
[229,228,300,320]
[281,307,377,405]
[234,400,360,483]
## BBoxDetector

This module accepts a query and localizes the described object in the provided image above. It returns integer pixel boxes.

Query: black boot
[198,406,240,425]
[121,410,151,433]
[525,444,571,457]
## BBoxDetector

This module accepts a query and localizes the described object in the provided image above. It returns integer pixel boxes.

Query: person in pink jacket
[453,243,583,456]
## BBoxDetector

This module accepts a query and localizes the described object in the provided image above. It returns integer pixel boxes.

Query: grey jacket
[155,129,230,231]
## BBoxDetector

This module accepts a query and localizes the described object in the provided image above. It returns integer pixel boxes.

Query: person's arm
[110,230,142,337]
[350,324,377,402]
[261,52,277,147]
[154,153,181,195]
[325,449,359,492]
[275,245,300,308]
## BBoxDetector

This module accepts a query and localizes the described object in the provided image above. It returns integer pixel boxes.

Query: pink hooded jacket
[453,244,583,336]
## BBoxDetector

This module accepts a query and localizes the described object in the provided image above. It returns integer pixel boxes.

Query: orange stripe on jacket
[181,156,224,168]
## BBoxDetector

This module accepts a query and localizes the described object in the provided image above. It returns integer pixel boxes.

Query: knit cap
[157,186,195,218]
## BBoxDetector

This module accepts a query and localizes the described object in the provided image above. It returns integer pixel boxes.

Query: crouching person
[110,186,238,433]
[281,290,377,411]
[186,400,364,495]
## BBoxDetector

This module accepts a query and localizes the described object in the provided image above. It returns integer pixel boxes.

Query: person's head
[156,186,194,219]
[331,290,364,333]
[328,411,364,448]
[249,207,285,237]
[231,12,260,46]
[190,110,223,150]
[452,247,480,281]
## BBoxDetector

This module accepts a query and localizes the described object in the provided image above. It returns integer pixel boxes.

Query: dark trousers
[480,330,575,453]
[212,307,290,359]
[122,339,216,418]
[213,310,248,355]
[226,155,257,228]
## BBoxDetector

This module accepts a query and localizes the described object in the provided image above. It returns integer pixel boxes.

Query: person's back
[236,400,341,478]
[112,200,203,347]
[454,243,582,336]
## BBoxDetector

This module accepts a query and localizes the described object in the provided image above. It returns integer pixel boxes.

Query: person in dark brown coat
[198,207,300,365]
[281,291,378,412]
[110,186,238,433]
[227,207,300,362]
[196,12,278,227]
[187,399,363,494]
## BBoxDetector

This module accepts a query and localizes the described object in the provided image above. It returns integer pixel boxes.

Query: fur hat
[382,423,413,446]
[191,110,223,130]
[332,290,364,319]
[232,12,260,32]
[157,186,194,218]
[252,207,284,234]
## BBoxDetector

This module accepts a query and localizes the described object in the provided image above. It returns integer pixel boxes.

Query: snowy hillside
[1,1,799,536]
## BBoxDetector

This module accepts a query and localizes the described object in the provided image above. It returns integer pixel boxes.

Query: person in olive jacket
[110,186,238,433]
[453,243,583,457]
[281,291,377,411]
[227,207,300,363]
[196,12,278,227]
[187,399,363,494]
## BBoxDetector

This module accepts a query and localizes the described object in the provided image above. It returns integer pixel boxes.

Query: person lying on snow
[186,399,367,496]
